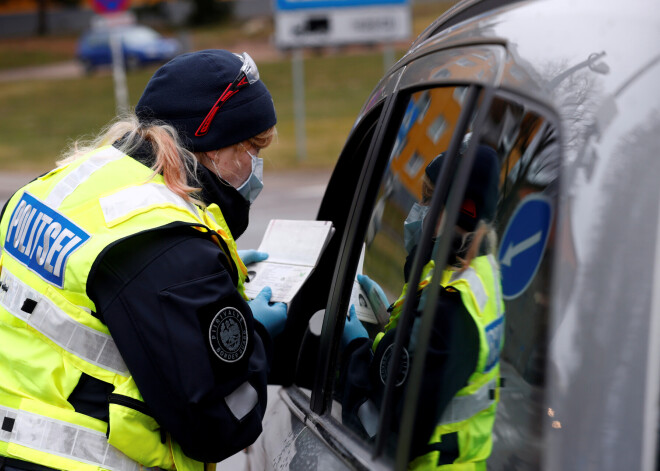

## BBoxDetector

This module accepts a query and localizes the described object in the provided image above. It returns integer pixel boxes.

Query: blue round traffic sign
[93,0,129,14]
[498,194,553,300]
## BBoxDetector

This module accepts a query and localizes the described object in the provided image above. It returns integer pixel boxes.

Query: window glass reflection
[336,86,472,454]
[335,89,560,470]
[488,106,560,471]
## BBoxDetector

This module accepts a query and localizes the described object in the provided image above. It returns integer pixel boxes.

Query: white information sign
[274,0,411,49]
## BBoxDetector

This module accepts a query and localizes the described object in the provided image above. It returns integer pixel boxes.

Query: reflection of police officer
[0,50,286,470]
[341,145,505,468]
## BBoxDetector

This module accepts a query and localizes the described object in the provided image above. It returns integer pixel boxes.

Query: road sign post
[91,1,133,114]
[292,49,307,162]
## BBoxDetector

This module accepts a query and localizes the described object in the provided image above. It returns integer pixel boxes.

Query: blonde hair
[454,221,498,272]
[58,114,275,206]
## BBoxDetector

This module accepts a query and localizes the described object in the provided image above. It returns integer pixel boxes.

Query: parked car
[246,0,660,469]
[76,25,181,72]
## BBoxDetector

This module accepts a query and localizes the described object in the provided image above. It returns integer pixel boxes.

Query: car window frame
[309,68,406,415]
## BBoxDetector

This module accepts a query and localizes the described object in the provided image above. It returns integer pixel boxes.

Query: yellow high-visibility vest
[0,146,247,471]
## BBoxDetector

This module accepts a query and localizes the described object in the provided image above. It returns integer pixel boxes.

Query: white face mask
[403,202,429,253]
[236,147,264,203]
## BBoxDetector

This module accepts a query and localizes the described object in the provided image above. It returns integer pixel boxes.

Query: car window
[398,96,560,470]
[86,31,109,47]
[333,87,560,468]
[333,84,474,455]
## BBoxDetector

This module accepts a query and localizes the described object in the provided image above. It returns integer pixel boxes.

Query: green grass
[0,1,455,173]
[0,69,153,171]
[0,52,391,172]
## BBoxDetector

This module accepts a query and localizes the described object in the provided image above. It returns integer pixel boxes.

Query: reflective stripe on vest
[44,147,124,210]
[224,382,258,421]
[437,378,497,426]
[449,267,487,312]
[100,182,200,227]
[486,254,503,317]
[0,268,129,376]
[0,404,142,471]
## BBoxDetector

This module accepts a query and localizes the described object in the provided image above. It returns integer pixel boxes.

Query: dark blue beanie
[135,49,277,152]
[425,144,500,232]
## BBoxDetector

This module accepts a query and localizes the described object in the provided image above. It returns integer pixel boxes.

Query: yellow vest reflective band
[381,256,504,470]
[0,146,247,471]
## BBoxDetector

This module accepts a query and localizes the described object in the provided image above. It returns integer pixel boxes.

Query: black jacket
[72,144,272,463]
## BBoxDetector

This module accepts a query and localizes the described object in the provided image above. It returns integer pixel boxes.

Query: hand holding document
[243,219,334,304]
[348,245,389,326]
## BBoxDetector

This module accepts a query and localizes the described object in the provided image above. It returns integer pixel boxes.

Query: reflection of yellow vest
[0,146,247,471]
[380,256,504,470]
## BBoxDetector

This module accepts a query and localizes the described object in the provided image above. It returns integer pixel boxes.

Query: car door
[250,43,562,470]
[84,30,112,66]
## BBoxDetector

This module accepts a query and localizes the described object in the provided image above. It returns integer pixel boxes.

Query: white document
[350,279,378,324]
[243,219,334,304]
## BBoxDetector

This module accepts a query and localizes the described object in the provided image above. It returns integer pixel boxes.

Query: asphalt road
[0,60,85,83]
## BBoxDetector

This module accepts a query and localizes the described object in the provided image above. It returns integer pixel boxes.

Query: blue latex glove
[248,286,287,338]
[341,305,369,350]
[357,274,390,324]
[238,249,269,266]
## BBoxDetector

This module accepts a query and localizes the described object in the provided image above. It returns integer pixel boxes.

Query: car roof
[362,0,659,133]
[412,0,526,47]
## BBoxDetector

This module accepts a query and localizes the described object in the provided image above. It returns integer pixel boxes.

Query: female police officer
[0,50,286,470]
[341,145,505,469]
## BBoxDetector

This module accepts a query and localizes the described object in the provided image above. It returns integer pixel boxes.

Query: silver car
[248,0,660,469]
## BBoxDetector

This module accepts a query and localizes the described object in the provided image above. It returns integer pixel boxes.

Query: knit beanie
[135,49,276,152]
[425,144,500,232]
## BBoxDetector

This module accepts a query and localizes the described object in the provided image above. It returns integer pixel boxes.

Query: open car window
[332,86,561,469]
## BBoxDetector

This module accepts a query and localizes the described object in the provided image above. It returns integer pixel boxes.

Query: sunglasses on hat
[195,52,260,137]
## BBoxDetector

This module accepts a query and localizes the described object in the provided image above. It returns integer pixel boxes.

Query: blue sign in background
[93,0,129,13]
[498,194,553,300]
[275,0,407,10]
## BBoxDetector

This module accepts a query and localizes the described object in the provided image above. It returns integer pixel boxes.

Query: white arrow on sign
[501,231,542,267]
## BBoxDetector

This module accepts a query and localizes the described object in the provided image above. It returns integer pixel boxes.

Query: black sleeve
[88,225,272,463]
[408,287,479,460]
